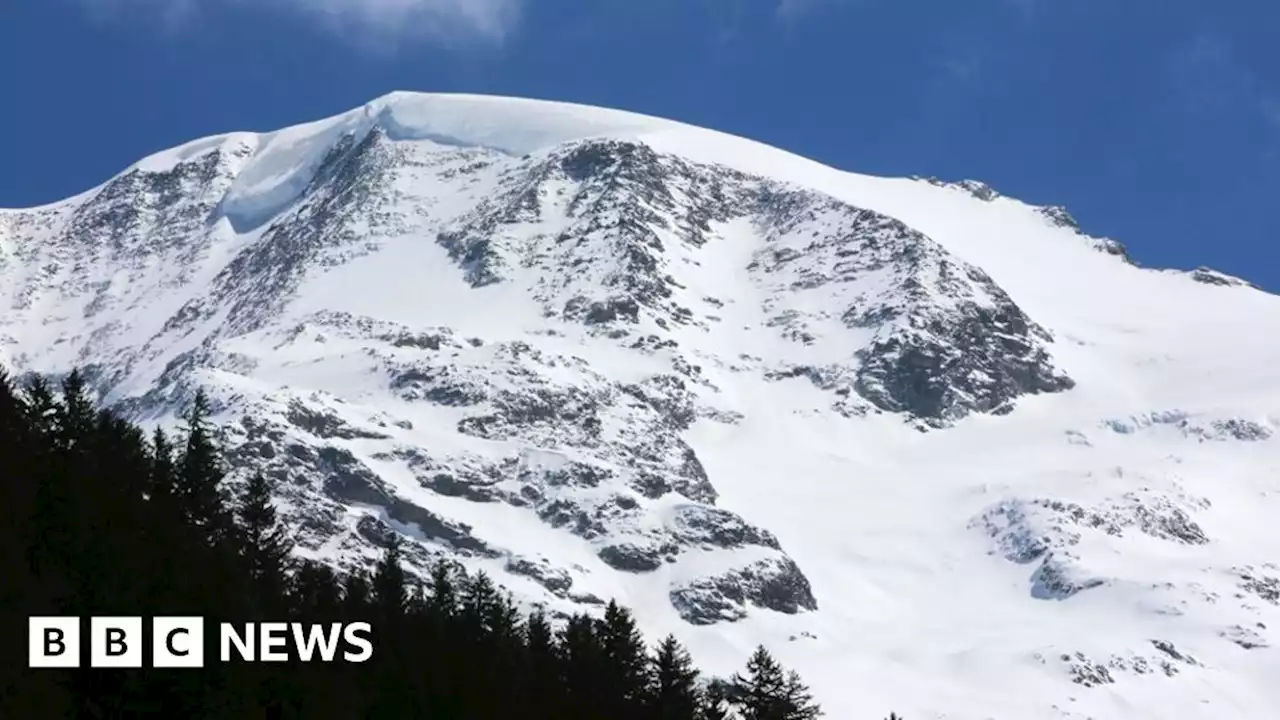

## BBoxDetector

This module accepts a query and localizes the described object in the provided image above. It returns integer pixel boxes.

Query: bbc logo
[30,617,373,667]
[29,617,204,668]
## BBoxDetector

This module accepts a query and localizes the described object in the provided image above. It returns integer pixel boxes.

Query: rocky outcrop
[669,556,818,625]
[751,191,1075,426]
[975,488,1212,599]
[1103,410,1274,442]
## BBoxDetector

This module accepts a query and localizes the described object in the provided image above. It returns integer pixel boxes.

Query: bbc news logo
[29,617,373,668]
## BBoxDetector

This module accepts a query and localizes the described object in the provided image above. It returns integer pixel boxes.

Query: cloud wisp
[77,0,523,47]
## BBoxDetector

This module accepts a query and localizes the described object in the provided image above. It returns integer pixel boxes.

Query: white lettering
[291,623,343,662]
[259,623,289,662]
[219,623,254,662]
[342,622,373,663]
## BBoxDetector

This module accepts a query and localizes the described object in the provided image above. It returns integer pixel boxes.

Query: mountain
[3,92,1279,719]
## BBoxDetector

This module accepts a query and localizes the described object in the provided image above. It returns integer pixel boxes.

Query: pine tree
[648,634,701,720]
[342,569,372,616]
[372,534,408,622]
[559,612,605,717]
[522,610,563,718]
[25,376,80,613]
[292,561,343,615]
[148,427,176,501]
[234,472,294,612]
[175,389,233,546]
[55,370,96,448]
[699,681,734,720]
[21,375,59,440]
[731,646,788,720]
[729,646,822,720]
[426,558,458,619]
[598,599,651,718]
[777,670,822,720]
[459,570,501,635]
[368,535,419,718]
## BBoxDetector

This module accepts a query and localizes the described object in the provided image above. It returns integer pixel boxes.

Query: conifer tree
[460,570,501,634]
[175,389,233,545]
[730,646,822,720]
[426,557,459,619]
[148,427,176,500]
[731,646,789,720]
[777,670,822,720]
[21,375,59,440]
[597,600,652,719]
[522,609,563,718]
[55,370,96,448]
[560,612,605,717]
[372,534,408,622]
[648,634,702,720]
[343,568,372,614]
[235,472,294,612]
[292,560,343,614]
[699,681,734,720]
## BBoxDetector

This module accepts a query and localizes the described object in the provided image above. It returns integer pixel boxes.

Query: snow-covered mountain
[3,92,1279,719]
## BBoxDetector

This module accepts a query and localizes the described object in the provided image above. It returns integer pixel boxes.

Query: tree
[175,390,233,546]
[777,671,822,720]
[699,681,734,720]
[598,599,651,717]
[292,561,342,615]
[148,427,176,501]
[729,645,820,720]
[56,370,97,446]
[372,534,408,622]
[426,558,458,619]
[648,635,701,720]
[732,646,785,720]
[234,472,294,611]
[521,610,563,718]
[559,612,605,717]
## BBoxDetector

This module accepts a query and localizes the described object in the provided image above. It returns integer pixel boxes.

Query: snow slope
[3,92,1280,720]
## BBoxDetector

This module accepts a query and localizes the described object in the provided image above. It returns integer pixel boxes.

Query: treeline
[0,369,899,718]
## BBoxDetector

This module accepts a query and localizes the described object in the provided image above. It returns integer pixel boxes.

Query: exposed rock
[1061,652,1115,687]
[1220,624,1269,650]
[669,556,818,625]
[917,176,1001,201]
[1235,568,1280,605]
[1188,266,1259,289]
[505,557,575,595]
[285,401,390,440]
[1103,410,1272,443]
[976,489,1210,599]
[598,543,666,573]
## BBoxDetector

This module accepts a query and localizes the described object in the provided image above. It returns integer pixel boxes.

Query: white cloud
[78,0,522,45]
[775,0,871,21]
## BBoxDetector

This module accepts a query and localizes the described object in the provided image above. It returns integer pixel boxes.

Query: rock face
[2,93,1278,720]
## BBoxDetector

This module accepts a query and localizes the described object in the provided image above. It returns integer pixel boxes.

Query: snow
[3,91,1280,720]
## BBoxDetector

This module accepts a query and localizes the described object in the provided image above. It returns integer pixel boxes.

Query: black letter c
[166,628,190,656]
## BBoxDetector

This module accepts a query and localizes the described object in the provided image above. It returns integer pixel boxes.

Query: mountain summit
[3,92,1278,719]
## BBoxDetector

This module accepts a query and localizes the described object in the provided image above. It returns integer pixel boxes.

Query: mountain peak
[2,95,1279,720]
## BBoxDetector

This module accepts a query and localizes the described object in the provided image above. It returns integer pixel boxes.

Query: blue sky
[3,0,1277,289]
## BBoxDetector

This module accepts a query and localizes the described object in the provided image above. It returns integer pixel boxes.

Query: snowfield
[2,92,1279,720]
